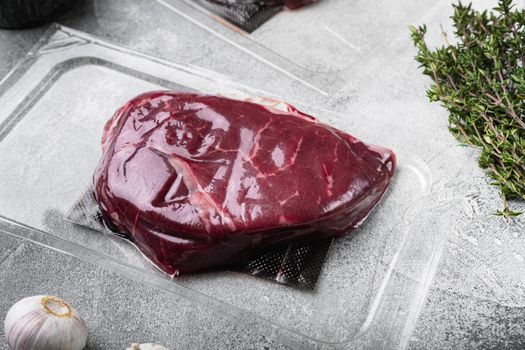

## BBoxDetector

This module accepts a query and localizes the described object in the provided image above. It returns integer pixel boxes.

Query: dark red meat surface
[94,92,396,276]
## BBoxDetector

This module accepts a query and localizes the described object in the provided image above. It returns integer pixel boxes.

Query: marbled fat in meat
[93,92,396,275]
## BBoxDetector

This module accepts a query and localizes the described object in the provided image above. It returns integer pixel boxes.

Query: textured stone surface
[0,240,289,350]
[0,0,524,349]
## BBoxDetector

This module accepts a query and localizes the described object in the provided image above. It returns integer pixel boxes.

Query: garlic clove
[4,295,88,350]
[126,343,169,350]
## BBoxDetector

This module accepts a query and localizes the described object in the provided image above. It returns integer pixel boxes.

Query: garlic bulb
[126,343,169,350]
[4,295,88,350]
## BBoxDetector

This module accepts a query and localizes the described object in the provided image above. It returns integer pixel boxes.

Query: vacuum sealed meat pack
[0,25,461,349]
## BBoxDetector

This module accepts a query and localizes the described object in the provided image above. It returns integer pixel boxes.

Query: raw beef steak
[93,92,396,276]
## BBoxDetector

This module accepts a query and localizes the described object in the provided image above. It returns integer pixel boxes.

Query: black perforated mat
[66,188,332,289]
[192,0,283,33]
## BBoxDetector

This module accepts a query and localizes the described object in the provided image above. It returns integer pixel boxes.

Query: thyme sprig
[410,0,525,217]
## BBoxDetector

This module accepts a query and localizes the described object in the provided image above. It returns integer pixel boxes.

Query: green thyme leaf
[410,0,525,218]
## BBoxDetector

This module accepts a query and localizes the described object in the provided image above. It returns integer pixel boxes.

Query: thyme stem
[410,0,525,217]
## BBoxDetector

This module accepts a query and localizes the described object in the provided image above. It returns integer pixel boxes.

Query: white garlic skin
[127,343,169,350]
[4,295,88,350]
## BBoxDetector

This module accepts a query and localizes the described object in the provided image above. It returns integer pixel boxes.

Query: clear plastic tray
[153,0,442,99]
[0,25,457,349]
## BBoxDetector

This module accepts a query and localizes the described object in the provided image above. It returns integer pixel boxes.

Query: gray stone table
[0,0,524,349]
